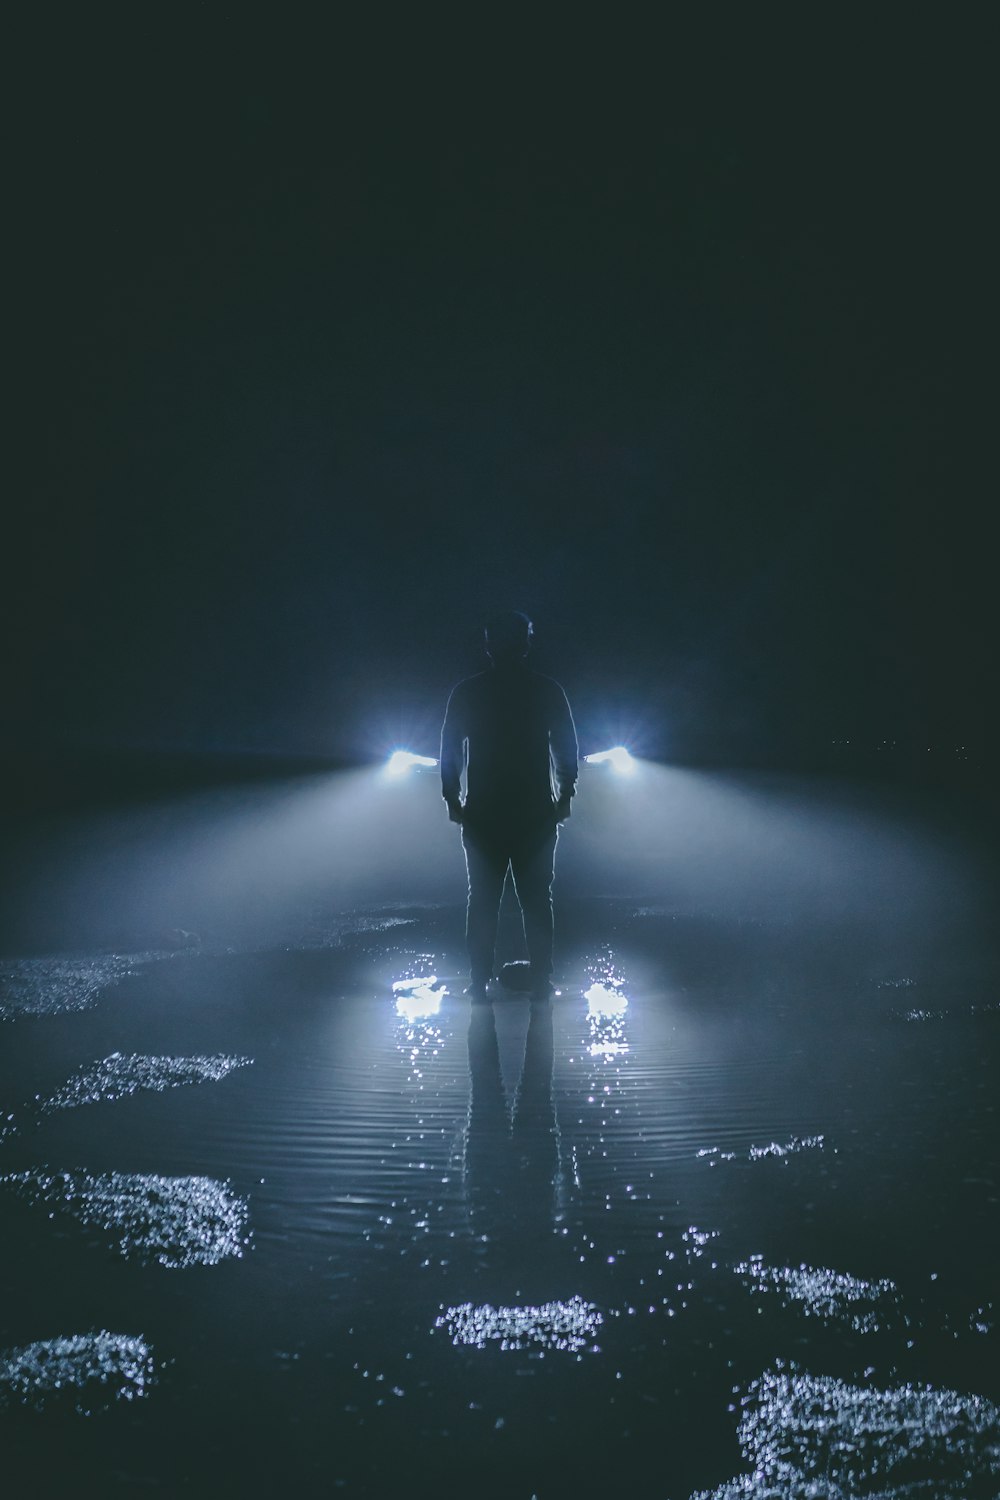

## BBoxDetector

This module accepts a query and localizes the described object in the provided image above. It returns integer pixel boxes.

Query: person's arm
[550,683,579,819]
[440,684,467,822]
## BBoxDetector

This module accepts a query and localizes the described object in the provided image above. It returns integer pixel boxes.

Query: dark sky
[7,12,995,765]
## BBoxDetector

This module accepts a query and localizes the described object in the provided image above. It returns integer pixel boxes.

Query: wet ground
[1,770,998,1497]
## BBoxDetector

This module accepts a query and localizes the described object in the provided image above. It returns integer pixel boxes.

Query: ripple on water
[733,1257,899,1333]
[39,1052,253,1111]
[0,1331,155,1411]
[691,1366,1000,1499]
[433,1295,603,1353]
[0,1169,251,1267]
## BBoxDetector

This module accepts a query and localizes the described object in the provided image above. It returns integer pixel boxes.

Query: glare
[584,746,635,774]
[393,976,446,1021]
[386,749,439,777]
[584,982,629,1020]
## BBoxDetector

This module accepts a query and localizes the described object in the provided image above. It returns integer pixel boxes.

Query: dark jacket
[441,664,578,826]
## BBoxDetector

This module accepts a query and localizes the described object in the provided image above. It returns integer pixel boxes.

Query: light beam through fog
[1,755,983,964]
[567,758,981,946]
[1,750,996,1497]
[386,750,439,777]
[583,745,636,773]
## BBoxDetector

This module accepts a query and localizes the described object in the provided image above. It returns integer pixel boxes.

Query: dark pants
[462,819,559,984]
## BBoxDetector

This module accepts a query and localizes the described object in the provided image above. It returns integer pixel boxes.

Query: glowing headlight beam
[386,750,439,777]
[584,746,635,774]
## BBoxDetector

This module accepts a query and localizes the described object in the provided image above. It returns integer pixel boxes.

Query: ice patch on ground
[1,1053,251,1142]
[0,953,172,1020]
[683,1225,721,1260]
[341,915,417,934]
[0,1331,155,1411]
[690,1366,1000,1499]
[969,1303,994,1335]
[0,1168,251,1267]
[733,1257,899,1333]
[748,1135,826,1162]
[434,1295,602,1352]
[294,909,418,950]
[698,1137,826,1165]
[896,1002,1000,1022]
[38,1051,253,1113]
[0,916,419,1020]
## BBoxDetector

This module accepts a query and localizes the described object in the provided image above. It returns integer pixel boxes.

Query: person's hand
[553,794,573,824]
[446,799,465,824]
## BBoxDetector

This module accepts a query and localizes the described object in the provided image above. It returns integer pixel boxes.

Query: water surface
[0,874,997,1496]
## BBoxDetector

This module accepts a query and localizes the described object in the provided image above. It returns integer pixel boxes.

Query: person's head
[484,610,533,665]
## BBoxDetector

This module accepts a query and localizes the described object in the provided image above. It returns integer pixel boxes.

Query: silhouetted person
[441,611,578,998]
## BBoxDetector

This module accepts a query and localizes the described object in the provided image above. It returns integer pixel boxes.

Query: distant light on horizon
[584,746,635,774]
[386,750,439,777]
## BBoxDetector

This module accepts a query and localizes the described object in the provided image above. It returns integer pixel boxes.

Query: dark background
[6,10,996,791]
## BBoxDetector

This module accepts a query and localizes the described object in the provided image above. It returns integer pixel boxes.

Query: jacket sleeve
[549,683,579,801]
[440,685,466,805]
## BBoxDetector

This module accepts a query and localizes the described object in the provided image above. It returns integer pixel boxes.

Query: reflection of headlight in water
[393,975,446,1020]
[434,1295,603,1352]
[584,982,628,1020]
[386,750,439,777]
[584,746,635,774]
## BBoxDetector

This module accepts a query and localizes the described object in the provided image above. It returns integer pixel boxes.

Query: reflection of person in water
[464,997,561,1249]
[441,611,578,999]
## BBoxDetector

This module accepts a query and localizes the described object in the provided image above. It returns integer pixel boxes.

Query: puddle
[733,1257,900,1333]
[0,885,996,1493]
[1,1168,251,1267]
[692,1365,1000,1499]
[0,1331,155,1411]
[433,1296,603,1352]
